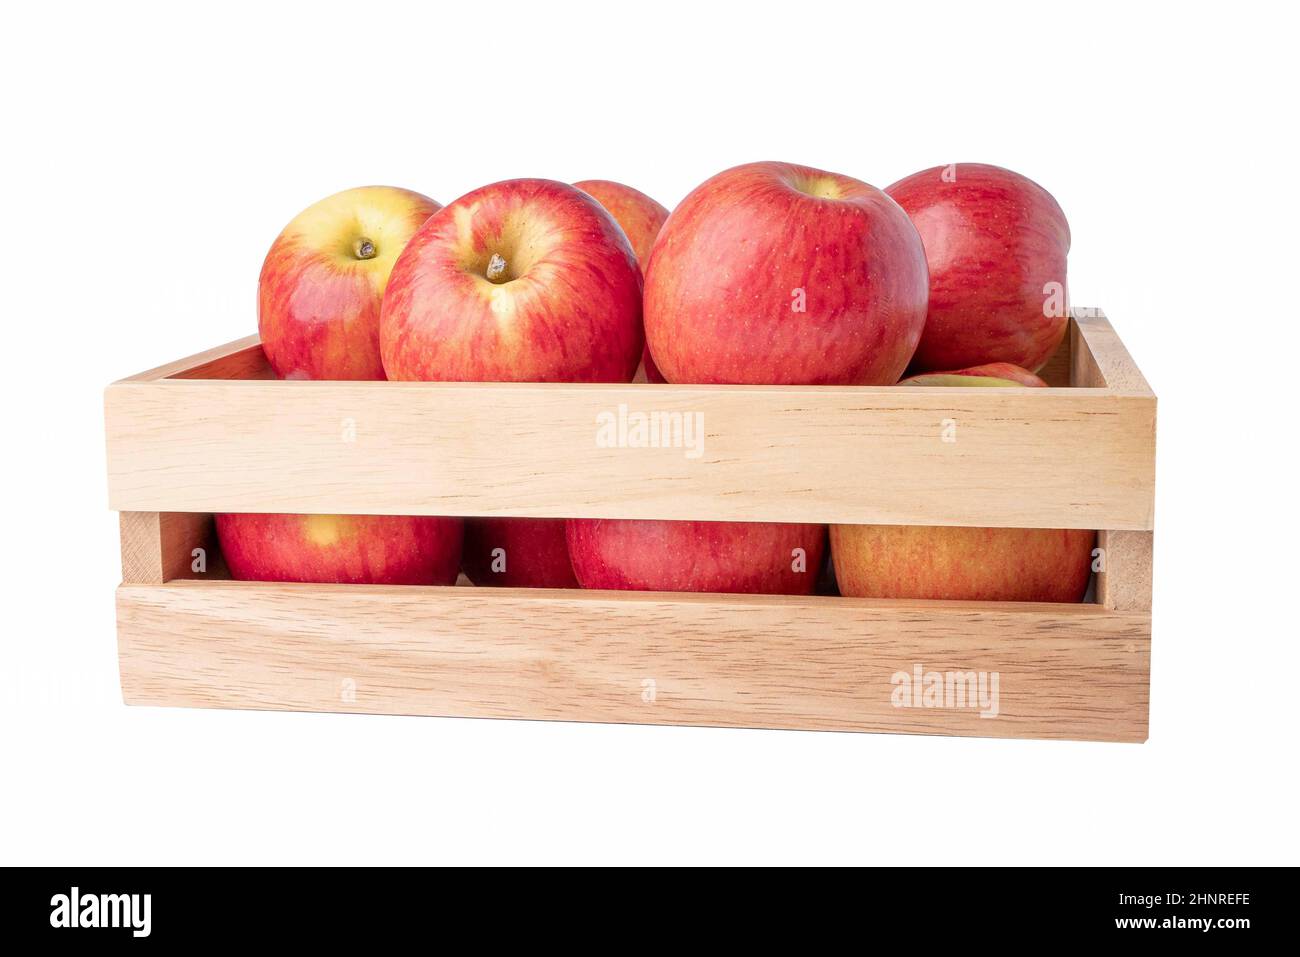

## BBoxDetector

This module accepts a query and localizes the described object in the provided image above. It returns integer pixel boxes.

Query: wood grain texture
[119,335,266,382]
[104,317,1156,530]
[119,511,165,583]
[119,511,223,584]
[1072,311,1154,395]
[168,342,276,381]
[1071,320,1106,389]
[117,581,1150,742]
[1096,530,1154,613]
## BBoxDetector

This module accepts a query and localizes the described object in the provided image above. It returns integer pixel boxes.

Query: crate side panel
[117,582,1150,742]
[105,381,1156,530]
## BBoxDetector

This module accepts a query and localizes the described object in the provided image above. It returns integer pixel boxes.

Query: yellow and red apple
[900,361,1047,388]
[379,178,643,382]
[643,161,928,385]
[831,367,1091,602]
[886,163,1070,373]
[241,187,457,586]
[216,513,463,585]
[830,524,1094,602]
[566,519,827,595]
[258,186,440,380]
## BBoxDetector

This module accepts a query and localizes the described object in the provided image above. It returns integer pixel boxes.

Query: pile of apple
[217,162,1093,603]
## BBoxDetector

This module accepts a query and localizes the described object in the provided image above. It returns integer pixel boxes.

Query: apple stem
[486,253,508,283]
[353,238,377,260]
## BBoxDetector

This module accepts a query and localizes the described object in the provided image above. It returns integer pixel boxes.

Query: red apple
[379,178,642,382]
[573,179,671,384]
[572,179,669,267]
[379,179,641,583]
[886,163,1070,373]
[216,513,463,585]
[462,517,578,588]
[566,519,826,594]
[643,161,928,385]
[259,186,440,380]
[900,362,1047,388]
[830,525,1094,602]
[640,347,667,383]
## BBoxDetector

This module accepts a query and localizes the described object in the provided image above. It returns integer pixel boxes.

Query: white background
[3,1,1297,865]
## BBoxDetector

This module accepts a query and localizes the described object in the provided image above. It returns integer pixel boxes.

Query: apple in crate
[831,368,1090,602]
[216,514,463,585]
[462,518,578,589]
[574,179,671,383]
[566,519,826,594]
[900,361,1047,388]
[830,525,1094,603]
[379,178,643,382]
[573,179,669,266]
[380,179,642,584]
[259,186,440,380]
[643,161,928,384]
[886,163,1070,373]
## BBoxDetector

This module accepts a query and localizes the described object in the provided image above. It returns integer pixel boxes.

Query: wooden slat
[119,511,165,583]
[119,511,225,584]
[1072,311,1153,395]
[119,335,265,382]
[169,343,276,380]
[1096,530,1154,613]
[104,381,1156,531]
[117,581,1150,742]
[105,312,1155,529]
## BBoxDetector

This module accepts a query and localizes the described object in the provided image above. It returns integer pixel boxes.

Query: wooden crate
[104,309,1155,742]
